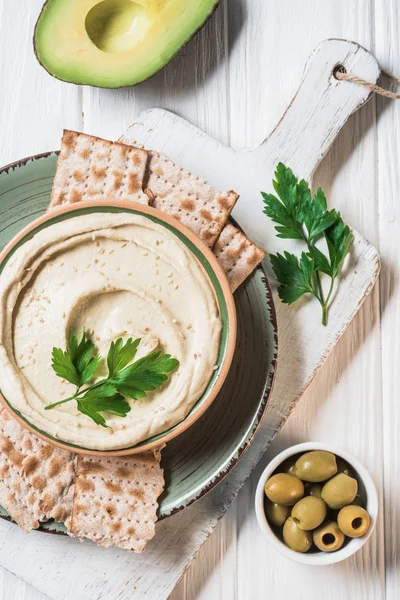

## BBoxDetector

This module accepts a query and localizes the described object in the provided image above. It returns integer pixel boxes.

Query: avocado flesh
[34,0,219,88]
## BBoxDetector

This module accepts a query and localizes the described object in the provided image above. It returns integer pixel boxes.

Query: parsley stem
[321,303,328,327]
[319,277,336,326]
[306,236,325,307]
[325,277,335,307]
[314,270,325,305]
[45,379,109,410]
[45,393,78,410]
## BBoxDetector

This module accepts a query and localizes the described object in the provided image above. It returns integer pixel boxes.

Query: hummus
[0,213,221,450]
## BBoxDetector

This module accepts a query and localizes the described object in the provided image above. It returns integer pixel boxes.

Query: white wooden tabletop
[0,1,399,599]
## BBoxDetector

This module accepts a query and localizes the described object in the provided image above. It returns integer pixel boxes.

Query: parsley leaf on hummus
[52,331,101,387]
[45,335,179,428]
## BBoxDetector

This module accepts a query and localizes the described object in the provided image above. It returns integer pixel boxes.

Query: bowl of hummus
[0,201,236,455]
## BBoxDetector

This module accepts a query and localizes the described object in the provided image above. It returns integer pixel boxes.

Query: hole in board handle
[333,64,347,80]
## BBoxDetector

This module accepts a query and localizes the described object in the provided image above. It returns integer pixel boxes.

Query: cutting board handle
[256,39,380,180]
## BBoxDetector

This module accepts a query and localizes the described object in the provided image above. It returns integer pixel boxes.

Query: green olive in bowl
[282,517,312,553]
[295,450,337,482]
[264,473,304,506]
[321,473,358,509]
[291,496,327,530]
[337,505,371,538]
[313,521,345,552]
[264,500,291,527]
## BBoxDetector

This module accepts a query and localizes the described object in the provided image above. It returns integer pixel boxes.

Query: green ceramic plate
[0,152,277,530]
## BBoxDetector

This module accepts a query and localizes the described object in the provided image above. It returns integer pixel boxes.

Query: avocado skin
[33,0,220,89]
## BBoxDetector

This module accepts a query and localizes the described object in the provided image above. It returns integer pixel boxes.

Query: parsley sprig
[45,333,179,427]
[262,163,353,325]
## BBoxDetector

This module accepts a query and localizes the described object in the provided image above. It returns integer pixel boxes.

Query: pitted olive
[313,521,345,552]
[337,505,371,538]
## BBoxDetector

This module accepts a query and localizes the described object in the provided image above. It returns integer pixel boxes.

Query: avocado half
[34,0,220,88]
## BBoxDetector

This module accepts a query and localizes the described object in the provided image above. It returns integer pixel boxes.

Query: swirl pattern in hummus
[0,213,221,450]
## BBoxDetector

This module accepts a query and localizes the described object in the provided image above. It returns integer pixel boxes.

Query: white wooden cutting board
[0,39,381,600]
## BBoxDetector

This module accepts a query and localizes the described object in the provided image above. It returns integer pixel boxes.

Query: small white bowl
[255,442,378,565]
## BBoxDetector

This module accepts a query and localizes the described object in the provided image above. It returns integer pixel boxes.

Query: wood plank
[0,2,81,599]
[0,569,48,600]
[375,0,400,598]
[0,0,81,163]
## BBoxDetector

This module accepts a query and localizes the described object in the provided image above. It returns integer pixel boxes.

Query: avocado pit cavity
[85,0,150,53]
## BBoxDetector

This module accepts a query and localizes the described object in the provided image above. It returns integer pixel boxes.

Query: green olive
[291,496,327,530]
[295,451,338,482]
[264,473,304,506]
[264,499,290,527]
[313,521,345,552]
[321,473,358,509]
[306,483,323,498]
[282,517,312,553]
[337,505,371,538]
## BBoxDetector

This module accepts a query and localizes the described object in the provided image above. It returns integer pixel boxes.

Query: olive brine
[264,451,371,553]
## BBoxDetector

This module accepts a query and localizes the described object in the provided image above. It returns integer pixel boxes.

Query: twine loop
[333,65,400,100]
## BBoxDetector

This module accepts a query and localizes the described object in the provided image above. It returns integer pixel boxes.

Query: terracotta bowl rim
[0,200,237,456]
